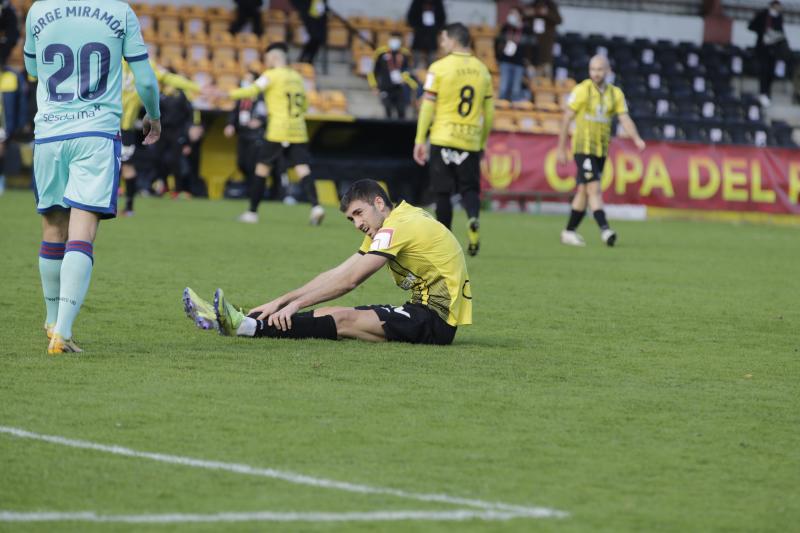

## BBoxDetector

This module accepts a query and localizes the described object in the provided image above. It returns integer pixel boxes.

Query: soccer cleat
[183,287,219,331]
[47,333,82,355]
[467,218,480,256]
[309,205,325,226]
[560,230,586,247]
[237,211,259,224]
[44,323,55,340]
[214,288,245,337]
[601,228,617,247]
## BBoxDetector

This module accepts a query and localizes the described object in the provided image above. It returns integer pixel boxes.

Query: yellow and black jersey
[423,51,493,152]
[121,61,199,131]
[567,79,628,158]
[358,201,472,326]
[230,66,308,144]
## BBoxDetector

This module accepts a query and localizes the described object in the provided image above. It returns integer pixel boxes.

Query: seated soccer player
[183,179,472,345]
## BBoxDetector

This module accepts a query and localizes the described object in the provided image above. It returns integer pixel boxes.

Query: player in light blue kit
[24,0,162,354]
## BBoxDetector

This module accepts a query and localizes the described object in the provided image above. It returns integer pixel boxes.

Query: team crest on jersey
[370,229,394,251]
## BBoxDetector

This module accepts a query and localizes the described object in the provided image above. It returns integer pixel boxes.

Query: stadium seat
[327,17,350,49]
[157,28,183,46]
[321,91,348,114]
[492,111,518,132]
[157,17,181,34]
[180,5,207,37]
[206,6,234,22]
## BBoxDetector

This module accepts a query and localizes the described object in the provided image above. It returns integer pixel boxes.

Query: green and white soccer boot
[214,288,245,337]
[183,287,219,331]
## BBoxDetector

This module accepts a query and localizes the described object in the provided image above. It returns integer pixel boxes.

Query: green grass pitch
[1,189,798,532]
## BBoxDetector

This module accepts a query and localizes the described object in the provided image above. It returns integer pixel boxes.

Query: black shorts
[574,154,607,184]
[257,141,311,168]
[355,302,457,345]
[428,145,481,194]
[120,129,140,164]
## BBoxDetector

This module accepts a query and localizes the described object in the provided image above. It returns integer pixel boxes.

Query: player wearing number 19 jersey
[414,23,494,257]
[227,42,323,226]
[24,0,161,353]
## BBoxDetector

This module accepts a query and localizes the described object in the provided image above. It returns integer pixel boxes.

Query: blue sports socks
[53,240,94,340]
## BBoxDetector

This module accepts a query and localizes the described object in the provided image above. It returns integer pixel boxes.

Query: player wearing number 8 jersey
[24,0,161,354]
[414,23,494,257]
[227,42,323,226]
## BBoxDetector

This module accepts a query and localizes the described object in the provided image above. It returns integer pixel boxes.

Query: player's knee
[329,309,358,329]
[295,164,310,178]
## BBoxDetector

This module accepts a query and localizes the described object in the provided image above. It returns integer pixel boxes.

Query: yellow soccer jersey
[423,52,493,152]
[567,79,628,158]
[231,66,308,144]
[121,62,199,131]
[358,201,472,327]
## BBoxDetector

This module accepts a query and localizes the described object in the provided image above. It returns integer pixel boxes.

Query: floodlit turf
[1,189,798,532]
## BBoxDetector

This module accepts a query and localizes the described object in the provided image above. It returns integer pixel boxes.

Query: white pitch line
[0,509,528,523]
[0,425,567,519]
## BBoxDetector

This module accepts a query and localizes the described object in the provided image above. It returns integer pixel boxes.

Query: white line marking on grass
[1,510,530,523]
[0,426,568,519]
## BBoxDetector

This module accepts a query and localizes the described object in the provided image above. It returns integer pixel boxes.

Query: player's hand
[142,115,161,145]
[249,299,283,321]
[182,145,192,156]
[267,301,300,331]
[557,146,569,166]
[223,124,236,138]
[413,143,428,166]
[634,137,646,151]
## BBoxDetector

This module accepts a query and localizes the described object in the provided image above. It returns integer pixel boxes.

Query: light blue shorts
[33,133,121,219]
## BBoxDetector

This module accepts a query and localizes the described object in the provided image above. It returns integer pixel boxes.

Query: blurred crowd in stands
[1,0,798,199]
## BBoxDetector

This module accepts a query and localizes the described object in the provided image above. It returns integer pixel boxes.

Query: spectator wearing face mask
[369,33,419,119]
[406,0,446,68]
[225,71,267,191]
[749,0,790,107]
[521,0,562,79]
[495,7,526,102]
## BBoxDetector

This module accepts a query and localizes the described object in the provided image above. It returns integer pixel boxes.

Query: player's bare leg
[561,184,587,246]
[239,162,271,223]
[296,163,325,226]
[586,180,616,246]
[314,307,386,342]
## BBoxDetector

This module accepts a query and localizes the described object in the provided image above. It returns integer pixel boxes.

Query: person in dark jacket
[0,0,19,66]
[495,7,526,102]
[521,0,562,79]
[150,85,194,197]
[292,0,328,65]
[230,0,263,36]
[0,66,25,195]
[749,0,789,106]
[224,71,267,190]
[368,33,418,118]
[406,0,446,68]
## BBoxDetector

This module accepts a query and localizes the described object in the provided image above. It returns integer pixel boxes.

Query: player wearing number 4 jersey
[414,23,494,256]
[226,42,323,226]
[24,0,161,354]
[556,55,645,247]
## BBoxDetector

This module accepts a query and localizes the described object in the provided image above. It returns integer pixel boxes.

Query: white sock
[236,317,257,337]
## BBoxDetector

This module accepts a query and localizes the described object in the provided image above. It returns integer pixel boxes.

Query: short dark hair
[266,42,288,54]
[443,23,471,48]
[339,179,393,212]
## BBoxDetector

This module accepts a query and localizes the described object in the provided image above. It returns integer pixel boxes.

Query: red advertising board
[481,133,800,215]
